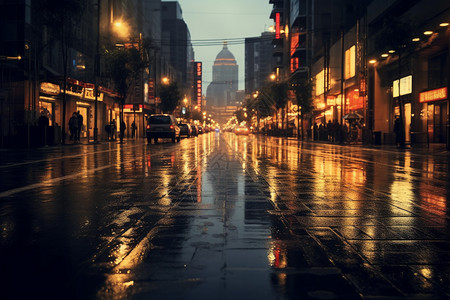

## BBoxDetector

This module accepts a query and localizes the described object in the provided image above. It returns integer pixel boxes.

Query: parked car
[146,114,180,143]
[191,125,198,136]
[198,126,203,134]
[234,125,250,135]
[179,123,192,138]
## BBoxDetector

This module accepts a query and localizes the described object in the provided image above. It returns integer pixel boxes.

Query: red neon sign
[196,62,202,76]
[197,79,202,108]
[419,87,447,103]
[275,13,281,39]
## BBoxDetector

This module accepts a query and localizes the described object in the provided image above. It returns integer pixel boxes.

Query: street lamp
[113,20,130,40]
[93,0,100,143]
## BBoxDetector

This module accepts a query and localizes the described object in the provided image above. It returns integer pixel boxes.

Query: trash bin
[373,131,381,145]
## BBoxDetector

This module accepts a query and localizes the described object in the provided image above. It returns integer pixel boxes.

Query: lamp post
[93,0,100,143]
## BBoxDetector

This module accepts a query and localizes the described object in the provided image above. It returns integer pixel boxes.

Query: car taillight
[170,125,174,130]
[146,125,150,130]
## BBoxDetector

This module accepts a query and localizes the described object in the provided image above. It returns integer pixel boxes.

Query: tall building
[245,32,275,95]
[206,42,239,107]
[0,0,100,147]
[161,1,194,92]
[0,0,172,147]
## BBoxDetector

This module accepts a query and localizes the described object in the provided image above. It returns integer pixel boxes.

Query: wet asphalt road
[0,132,449,299]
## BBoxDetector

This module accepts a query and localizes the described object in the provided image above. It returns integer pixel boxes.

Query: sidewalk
[368,142,449,156]
[290,137,450,157]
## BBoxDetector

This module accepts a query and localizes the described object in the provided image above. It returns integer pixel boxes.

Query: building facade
[366,0,449,146]
[161,1,194,92]
[0,0,193,147]
[245,32,275,95]
[268,0,449,148]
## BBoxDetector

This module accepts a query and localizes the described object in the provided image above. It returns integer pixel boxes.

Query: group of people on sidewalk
[308,119,362,144]
[104,120,136,141]
[68,111,83,143]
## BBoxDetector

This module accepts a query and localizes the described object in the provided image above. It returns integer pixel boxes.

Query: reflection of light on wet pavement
[2,132,449,299]
[390,179,414,211]
[113,242,131,265]
[419,181,447,218]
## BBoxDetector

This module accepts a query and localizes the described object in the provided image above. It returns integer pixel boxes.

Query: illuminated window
[345,45,356,80]
[315,69,325,96]
[392,75,412,97]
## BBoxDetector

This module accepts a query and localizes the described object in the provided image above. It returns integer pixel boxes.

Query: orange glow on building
[290,32,299,73]
[346,89,363,110]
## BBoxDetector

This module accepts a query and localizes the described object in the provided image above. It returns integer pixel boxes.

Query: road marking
[0,144,180,198]
[0,164,112,198]
[0,143,144,169]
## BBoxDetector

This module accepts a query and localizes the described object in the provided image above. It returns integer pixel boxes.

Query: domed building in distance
[206,42,239,107]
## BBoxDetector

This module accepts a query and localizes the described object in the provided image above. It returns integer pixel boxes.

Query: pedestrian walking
[110,119,116,140]
[105,124,111,140]
[327,120,332,141]
[69,112,79,142]
[332,119,339,143]
[319,123,325,140]
[131,121,136,138]
[38,112,49,146]
[393,115,403,147]
[77,111,83,142]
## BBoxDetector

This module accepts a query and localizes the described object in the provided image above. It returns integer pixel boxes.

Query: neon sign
[419,87,447,103]
[275,13,281,39]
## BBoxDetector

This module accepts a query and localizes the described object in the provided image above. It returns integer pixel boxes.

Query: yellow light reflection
[268,242,287,269]
[113,243,131,265]
[390,179,414,211]
[158,197,172,206]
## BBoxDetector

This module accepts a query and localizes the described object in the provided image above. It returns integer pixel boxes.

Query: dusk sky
[175,0,273,94]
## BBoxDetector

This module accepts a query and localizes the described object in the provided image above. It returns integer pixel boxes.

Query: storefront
[123,104,146,138]
[392,75,413,143]
[419,87,448,143]
[39,82,60,126]
[38,82,61,145]
[82,83,105,140]
[345,87,364,118]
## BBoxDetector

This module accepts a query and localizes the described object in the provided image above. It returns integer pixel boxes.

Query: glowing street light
[162,77,169,85]
[113,19,130,40]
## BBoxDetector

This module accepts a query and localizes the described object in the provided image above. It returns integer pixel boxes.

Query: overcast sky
[175,0,273,94]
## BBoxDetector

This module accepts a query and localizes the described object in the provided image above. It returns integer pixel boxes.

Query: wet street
[1,132,449,299]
